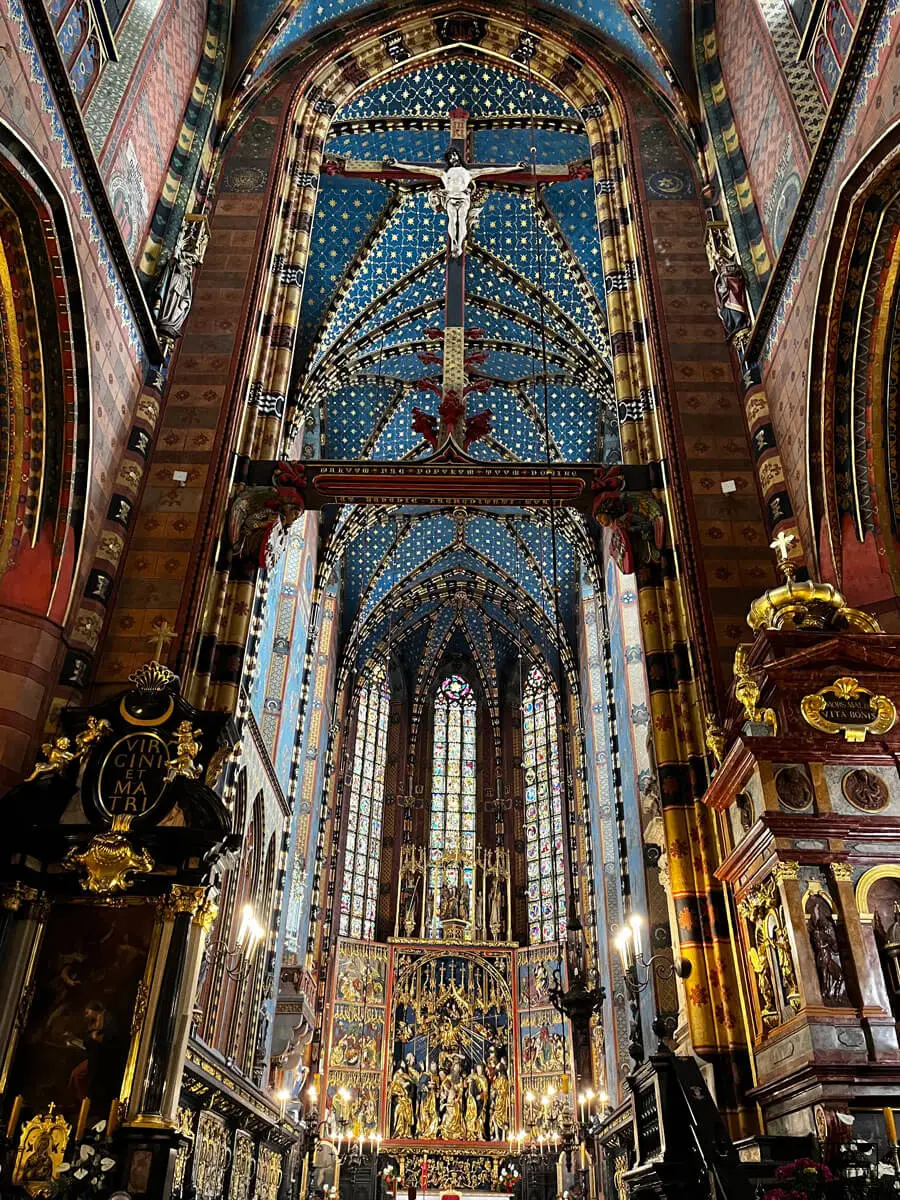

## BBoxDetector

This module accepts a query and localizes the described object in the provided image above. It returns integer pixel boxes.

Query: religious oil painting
[9,903,154,1122]
[324,1078,381,1136]
[328,1006,384,1069]
[517,950,563,1007]
[519,1015,568,1076]
[334,942,387,1005]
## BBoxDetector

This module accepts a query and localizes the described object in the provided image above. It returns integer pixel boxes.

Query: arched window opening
[522,666,566,944]
[428,675,477,937]
[340,661,390,940]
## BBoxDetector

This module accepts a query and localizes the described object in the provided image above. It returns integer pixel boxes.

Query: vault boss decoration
[800,677,897,743]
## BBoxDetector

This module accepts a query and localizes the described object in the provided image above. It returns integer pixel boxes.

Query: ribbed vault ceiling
[293,57,620,690]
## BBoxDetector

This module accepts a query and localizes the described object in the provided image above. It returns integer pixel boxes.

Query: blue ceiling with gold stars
[233,0,693,99]
[291,58,619,687]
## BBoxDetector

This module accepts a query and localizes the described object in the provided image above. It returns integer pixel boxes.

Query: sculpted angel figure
[26,736,77,781]
[383,149,528,257]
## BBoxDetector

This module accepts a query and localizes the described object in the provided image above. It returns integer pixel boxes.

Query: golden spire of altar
[746,531,882,633]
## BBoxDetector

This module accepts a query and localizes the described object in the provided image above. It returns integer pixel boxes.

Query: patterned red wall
[0,0,148,775]
[760,12,900,568]
[99,88,292,683]
[95,0,208,261]
[624,82,774,685]
[716,0,810,260]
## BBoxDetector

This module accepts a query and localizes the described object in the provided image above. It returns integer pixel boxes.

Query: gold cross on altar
[147,619,176,662]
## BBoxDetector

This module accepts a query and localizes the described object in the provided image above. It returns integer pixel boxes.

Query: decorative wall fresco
[578,576,628,1092]
[760,5,900,557]
[98,83,290,685]
[283,581,340,962]
[90,0,207,261]
[716,0,808,262]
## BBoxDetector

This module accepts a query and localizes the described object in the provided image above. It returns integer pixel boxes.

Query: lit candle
[886,1108,898,1145]
[628,913,643,960]
[75,1097,90,1141]
[556,1156,563,1196]
[615,928,632,970]
[578,1093,585,1126]
[6,1095,22,1140]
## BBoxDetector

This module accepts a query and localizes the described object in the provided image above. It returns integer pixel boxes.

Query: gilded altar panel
[323,939,389,1137]
[193,1110,229,1200]
[253,1144,282,1200]
[517,945,575,1128]
[228,1130,254,1200]
[385,946,514,1144]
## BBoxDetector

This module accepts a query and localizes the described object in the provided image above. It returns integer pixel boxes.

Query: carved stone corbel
[227,464,306,570]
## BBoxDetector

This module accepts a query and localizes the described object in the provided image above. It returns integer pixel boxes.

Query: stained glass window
[428,675,477,933]
[523,666,566,943]
[340,662,390,940]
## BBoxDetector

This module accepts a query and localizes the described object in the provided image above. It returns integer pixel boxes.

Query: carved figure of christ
[383,146,528,258]
[324,108,590,442]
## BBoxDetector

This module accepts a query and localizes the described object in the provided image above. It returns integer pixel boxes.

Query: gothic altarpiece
[316,658,583,1191]
[322,932,576,1190]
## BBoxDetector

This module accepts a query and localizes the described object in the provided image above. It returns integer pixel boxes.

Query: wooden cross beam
[245,454,657,516]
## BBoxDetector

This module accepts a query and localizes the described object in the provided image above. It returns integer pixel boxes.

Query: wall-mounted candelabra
[204,903,265,982]
[614,913,691,1068]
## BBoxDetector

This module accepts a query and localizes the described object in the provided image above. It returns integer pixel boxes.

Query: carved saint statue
[390,1067,415,1138]
[153,216,210,345]
[712,254,751,340]
[705,224,750,343]
[806,895,849,1005]
[384,150,527,257]
[440,1078,467,1140]
[419,1071,440,1138]
[489,1065,511,1139]
[489,879,504,940]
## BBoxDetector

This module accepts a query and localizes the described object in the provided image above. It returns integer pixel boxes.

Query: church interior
[5,0,900,1196]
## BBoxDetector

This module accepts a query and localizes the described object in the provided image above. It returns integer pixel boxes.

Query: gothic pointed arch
[807,124,900,616]
[0,126,90,621]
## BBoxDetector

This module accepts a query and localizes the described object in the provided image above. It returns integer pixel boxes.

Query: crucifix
[324,107,591,450]
[770,530,799,581]
[146,618,176,663]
